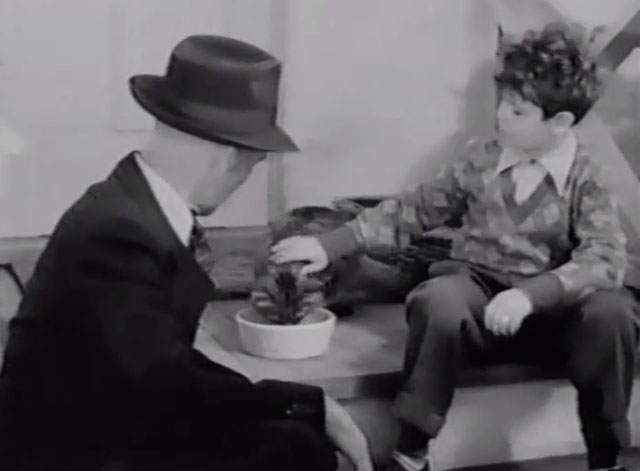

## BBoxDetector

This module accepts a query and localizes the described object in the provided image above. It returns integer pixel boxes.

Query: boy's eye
[513,109,524,116]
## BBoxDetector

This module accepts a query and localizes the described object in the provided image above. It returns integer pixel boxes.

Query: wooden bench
[197,300,575,399]
[196,299,640,470]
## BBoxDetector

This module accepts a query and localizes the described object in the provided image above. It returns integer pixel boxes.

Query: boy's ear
[550,111,576,134]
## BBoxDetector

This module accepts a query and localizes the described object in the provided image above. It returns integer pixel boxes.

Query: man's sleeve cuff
[254,379,326,432]
[316,224,361,262]
[516,273,564,311]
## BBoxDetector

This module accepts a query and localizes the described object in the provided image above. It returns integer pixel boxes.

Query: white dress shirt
[135,153,193,247]
[495,131,577,204]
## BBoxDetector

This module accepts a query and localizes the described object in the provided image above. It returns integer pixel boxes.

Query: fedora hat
[129,35,298,152]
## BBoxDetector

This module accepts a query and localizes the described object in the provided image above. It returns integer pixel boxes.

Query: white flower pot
[235,306,337,360]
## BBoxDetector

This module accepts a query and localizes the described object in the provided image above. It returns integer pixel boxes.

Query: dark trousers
[392,267,639,469]
[5,419,338,471]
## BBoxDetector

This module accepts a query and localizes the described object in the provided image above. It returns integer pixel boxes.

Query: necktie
[189,212,205,253]
[189,211,215,269]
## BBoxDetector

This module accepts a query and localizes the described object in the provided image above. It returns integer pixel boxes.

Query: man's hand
[483,288,533,336]
[324,395,373,471]
[269,236,329,277]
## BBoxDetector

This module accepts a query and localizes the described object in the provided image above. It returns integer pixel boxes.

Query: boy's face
[496,90,557,155]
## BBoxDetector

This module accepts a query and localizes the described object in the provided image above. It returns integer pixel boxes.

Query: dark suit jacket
[0,153,324,465]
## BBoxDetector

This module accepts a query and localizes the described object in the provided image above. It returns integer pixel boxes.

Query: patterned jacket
[318,139,628,310]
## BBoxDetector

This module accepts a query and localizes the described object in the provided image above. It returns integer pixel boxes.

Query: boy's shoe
[379,453,431,471]
[590,467,629,470]
[379,461,430,471]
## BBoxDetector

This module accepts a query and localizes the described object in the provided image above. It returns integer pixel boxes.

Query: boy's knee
[578,290,638,338]
[405,276,471,333]
[407,276,464,307]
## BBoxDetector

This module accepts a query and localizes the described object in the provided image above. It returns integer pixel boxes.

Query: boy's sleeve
[318,149,472,262]
[517,166,628,309]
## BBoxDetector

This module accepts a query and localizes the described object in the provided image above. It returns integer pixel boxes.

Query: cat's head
[251,261,326,324]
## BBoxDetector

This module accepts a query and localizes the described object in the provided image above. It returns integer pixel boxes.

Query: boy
[270,23,639,471]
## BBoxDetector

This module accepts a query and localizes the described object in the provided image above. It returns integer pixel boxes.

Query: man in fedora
[0,35,372,471]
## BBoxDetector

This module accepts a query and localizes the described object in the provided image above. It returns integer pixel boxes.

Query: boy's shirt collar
[495,131,577,195]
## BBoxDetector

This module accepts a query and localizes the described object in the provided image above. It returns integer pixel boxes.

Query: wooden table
[195,300,407,399]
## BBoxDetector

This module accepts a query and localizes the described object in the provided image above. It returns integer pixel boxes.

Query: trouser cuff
[583,421,629,469]
[393,392,446,438]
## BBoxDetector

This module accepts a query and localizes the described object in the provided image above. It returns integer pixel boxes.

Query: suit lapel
[110,153,215,328]
[172,248,216,321]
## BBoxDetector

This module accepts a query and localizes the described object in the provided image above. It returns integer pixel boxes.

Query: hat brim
[129,75,299,153]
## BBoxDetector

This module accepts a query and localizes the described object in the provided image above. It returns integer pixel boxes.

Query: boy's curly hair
[494,22,603,124]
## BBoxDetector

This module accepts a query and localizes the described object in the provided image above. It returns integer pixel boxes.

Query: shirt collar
[135,152,193,246]
[495,131,577,195]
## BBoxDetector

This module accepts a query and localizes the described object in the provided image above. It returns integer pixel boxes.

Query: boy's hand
[484,288,533,336]
[269,236,329,276]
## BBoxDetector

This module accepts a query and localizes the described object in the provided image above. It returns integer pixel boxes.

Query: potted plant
[236,261,337,360]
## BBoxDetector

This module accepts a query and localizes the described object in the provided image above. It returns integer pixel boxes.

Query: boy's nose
[496,111,511,132]
[496,103,508,121]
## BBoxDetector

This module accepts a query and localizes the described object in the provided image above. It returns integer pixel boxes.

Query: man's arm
[517,166,628,310]
[74,218,326,432]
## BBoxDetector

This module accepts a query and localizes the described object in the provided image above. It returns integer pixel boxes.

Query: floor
[457,448,640,470]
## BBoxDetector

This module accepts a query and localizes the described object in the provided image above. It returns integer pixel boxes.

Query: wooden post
[598,9,640,70]
[267,0,289,222]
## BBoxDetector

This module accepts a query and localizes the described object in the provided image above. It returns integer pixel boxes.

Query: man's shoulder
[50,179,150,250]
